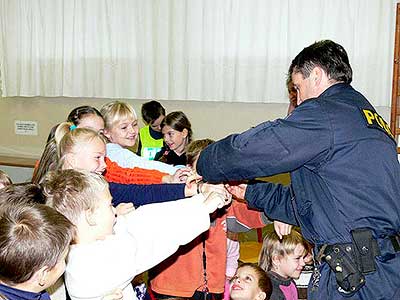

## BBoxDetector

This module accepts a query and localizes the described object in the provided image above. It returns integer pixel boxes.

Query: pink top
[279,281,298,300]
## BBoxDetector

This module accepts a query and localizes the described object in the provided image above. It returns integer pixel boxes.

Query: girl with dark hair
[154,111,192,166]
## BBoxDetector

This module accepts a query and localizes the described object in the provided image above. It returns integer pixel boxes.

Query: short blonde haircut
[258,229,308,271]
[100,101,137,131]
[42,169,108,225]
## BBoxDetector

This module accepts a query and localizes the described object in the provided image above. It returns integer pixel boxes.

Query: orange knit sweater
[150,200,267,297]
[104,157,167,184]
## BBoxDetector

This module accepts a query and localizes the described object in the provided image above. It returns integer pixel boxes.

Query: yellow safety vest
[139,125,164,160]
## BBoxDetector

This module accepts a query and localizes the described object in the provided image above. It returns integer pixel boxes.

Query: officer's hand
[274,220,292,240]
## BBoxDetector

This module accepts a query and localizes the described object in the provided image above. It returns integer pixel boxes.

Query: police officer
[196,40,400,300]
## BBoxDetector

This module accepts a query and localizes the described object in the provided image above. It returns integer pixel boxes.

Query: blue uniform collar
[318,82,351,98]
[298,83,351,107]
[0,283,50,300]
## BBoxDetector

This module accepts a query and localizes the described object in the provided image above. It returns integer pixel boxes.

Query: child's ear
[272,254,281,269]
[182,128,188,138]
[64,153,76,169]
[102,128,112,140]
[31,265,50,289]
[256,291,267,300]
[85,209,97,226]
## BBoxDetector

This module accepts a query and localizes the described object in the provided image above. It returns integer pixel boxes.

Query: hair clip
[69,124,77,131]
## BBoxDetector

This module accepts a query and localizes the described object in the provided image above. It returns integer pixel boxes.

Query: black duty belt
[316,228,400,295]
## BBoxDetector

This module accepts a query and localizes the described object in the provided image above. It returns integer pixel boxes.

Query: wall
[0,96,391,160]
[0,165,34,183]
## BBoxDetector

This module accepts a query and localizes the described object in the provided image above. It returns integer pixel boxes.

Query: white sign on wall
[14,120,38,136]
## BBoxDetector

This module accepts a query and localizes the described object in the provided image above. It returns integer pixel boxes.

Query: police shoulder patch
[360,108,395,141]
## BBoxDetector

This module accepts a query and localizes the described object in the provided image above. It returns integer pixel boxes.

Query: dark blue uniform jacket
[197,83,400,299]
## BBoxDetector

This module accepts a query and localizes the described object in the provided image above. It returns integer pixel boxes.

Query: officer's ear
[311,66,327,87]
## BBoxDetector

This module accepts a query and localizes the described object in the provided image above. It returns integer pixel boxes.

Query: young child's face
[68,138,107,174]
[91,188,116,239]
[105,117,139,148]
[150,114,165,133]
[275,243,306,279]
[78,114,105,134]
[230,265,264,300]
[162,125,188,153]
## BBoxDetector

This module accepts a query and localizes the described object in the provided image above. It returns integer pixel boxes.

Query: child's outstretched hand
[273,220,292,240]
[115,202,135,216]
[203,191,232,213]
[102,289,123,300]
[173,167,192,182]
[225,183,247,200]
[163,167,193,183]
[186,170,202,185]
[202,183,232,200]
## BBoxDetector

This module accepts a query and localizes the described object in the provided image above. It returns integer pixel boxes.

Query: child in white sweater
[42,169,230,300]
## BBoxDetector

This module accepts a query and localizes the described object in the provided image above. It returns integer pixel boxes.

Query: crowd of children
[0,99,312,300]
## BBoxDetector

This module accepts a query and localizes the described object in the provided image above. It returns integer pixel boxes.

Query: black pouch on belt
[323,244,365,293]
[351,228,380,274]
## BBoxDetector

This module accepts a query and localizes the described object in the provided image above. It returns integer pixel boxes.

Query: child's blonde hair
[55,122,106,167]
[0,170,12,187]
[42,169,109,226]
[100,101,137,131]
[32,139,58,184]
[258,229,308,271]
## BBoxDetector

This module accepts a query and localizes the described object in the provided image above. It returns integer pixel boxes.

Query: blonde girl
[101,101,180,174]
[258,230,309,300]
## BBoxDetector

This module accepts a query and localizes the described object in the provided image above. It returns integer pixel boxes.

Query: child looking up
[230,263,272,300]
[137,101,166,160]
[258,230,309,300]
[154,111,192,166]
[42,168,230,300]
[0,200,74,300]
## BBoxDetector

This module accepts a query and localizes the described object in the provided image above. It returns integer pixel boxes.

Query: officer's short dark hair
[289,40,352,84]
[141,101,166,124]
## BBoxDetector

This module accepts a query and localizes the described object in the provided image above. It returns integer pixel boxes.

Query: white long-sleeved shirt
[65,194,210,300]
[106,143,177,174]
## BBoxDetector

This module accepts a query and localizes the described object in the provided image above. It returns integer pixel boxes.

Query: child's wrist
[197,181,204,194]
